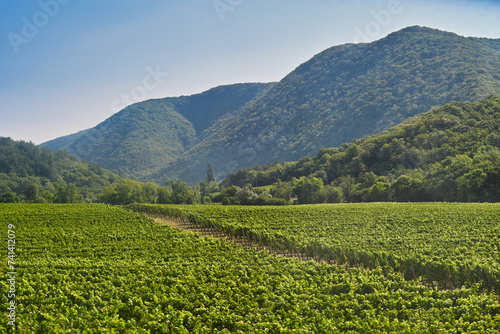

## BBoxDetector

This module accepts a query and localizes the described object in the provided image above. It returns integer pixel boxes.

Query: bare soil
[147,214,303,260]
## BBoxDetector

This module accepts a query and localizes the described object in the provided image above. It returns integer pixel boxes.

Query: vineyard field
[131,203,500,291]
[1,204,499,332]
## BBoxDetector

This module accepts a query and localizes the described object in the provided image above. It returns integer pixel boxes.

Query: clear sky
[1,0,500,144]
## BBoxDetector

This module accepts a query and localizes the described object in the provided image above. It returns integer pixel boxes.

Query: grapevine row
[127,203,500,292]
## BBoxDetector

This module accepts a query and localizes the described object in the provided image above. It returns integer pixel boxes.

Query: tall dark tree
[207,163,216,183]
[23,183,39,202]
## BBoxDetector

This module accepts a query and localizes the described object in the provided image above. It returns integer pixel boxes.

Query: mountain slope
[42,83,274,180]
[222,96,500,203]
[157,26,500,183]
[44,26,500,183]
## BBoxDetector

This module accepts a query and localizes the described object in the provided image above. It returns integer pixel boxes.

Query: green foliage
[0,137,126,202]
[167,179,194,204]
[3,204,499,332]
[223,96,500,203]
[54,183,81,203]
[220,184,290,206]
[22,182,39,202]
[325,185,344,203]
[270,180,293,201]
[293,176,324,204]
[157,186,173,204]
[98,179,206,205]
[235,185,258,204]
[0,192,20,203]
[200,181,219,203]
[41,190,54,203]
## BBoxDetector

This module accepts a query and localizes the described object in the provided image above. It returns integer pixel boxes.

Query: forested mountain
[44,26,500,183]
[0,137,127,202]
[158,26,500,183]
[42,83,273,180]
[221,96,500,203]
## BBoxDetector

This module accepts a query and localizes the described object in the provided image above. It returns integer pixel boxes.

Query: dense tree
[293,177,324,204]
[324,185,344,203]
[23,182,39,202]
[54,183,81,203]
[222,96,500,203]
[41,190,55,203]
[235,185,258,205]
[167,179,194,204]
[100,180,176,205]
[200,181,220,202]
[271,180,293,201]
[0,192,20,203]
[157,187,173,204]
[0,137,126,202]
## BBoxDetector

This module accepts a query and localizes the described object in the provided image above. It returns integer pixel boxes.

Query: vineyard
[130,203,500,291]
[0,204,499,332]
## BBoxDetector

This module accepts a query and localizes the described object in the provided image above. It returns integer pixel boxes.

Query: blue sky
[1,0,500,144]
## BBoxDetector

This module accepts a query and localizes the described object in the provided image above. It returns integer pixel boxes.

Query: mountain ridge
[42,82,274,179]
[154,26,500,182]
[42,26,500,183]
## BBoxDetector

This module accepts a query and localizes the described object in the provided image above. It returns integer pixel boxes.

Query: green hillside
[0,137,127,202]
[222,96,500,203]
[41,83,273,180]
[43,26,500,184]
[161,26,500,183]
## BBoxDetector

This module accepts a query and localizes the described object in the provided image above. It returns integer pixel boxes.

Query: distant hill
[44,26,500,183]
[42,83,274,180]
[158,26,500,183]
[222,96,500,203]
[0,137,127,202]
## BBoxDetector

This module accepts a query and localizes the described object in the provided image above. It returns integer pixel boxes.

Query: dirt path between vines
[147,215,301,259]
[144,214,457,292]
